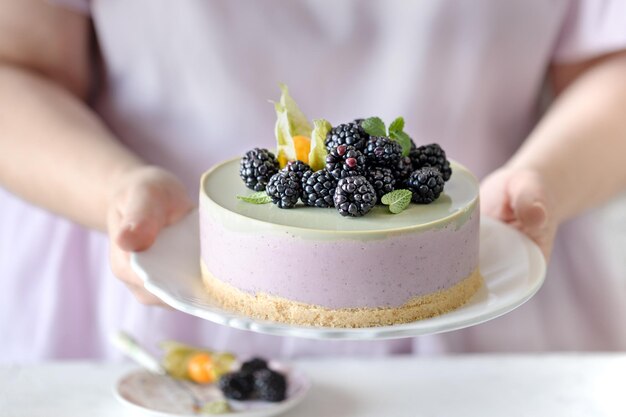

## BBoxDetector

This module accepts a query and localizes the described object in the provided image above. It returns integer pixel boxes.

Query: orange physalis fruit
[187,353,216,384]
[293,135,311,164]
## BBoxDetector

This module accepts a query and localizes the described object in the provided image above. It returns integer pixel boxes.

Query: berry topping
[364,136,403,167]
[240,357,269,375]
[218,371,255,401]
[326,145,366,180]
[325,122,369,152]
[406,167,445,204]
[366,167,396,200]
[301,169,338,208]
[334,176,377,217]
[253,369,287,402]
[410,143,452,181]
[266,171,302,209]
[239,148,280,191]
[285,160,312,181]
[393,156,413,182]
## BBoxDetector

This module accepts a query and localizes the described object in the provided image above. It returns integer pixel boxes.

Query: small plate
[131,211,546,340]
[114,363,310,417]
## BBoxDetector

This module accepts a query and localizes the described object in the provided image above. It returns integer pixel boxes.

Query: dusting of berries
[238,116,453,215]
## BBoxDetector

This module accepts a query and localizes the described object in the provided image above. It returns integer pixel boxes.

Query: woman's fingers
[105,166,193,307]
[507,170,548,236]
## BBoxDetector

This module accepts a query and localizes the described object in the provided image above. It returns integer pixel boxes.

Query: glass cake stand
[131,210,546,340]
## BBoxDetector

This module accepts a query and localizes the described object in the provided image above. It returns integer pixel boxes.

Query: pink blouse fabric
[2,0,626,363]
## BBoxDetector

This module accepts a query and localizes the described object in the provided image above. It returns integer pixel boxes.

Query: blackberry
[406,167,445,204]
[240,357,269,375]
[325,122,368,152]
[325,145,366,180]
[334,176,377,217]
[284,160,312,181]
[364,136,402,167]
[219,372,254,401]
[253,369,287,402]
[301,169,337,208]
[239,148,279,191]
[393,156,413,182]
[366,167,396,200]
[410,143,452,181]
[266,171,301,209]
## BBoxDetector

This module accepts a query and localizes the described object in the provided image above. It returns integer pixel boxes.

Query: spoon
[112,331,204,413]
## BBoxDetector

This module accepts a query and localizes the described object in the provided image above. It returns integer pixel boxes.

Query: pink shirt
[2,0,626,362]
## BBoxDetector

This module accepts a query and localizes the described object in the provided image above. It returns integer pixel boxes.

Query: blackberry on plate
[253,369,287,402]
[266,171,302,209]
[240,148,279,191]
[301,169,337,208]
[240,357,268,375]
[219,371,254,401]
[364,136,402,167]
[393,156,413,182]
[325,121,368,152]
[406,167,445,204]
[410,143,452,181]
[325,145,366,180]
[334,176,377,217]
[284,160,312,181]
[366,167,396,200]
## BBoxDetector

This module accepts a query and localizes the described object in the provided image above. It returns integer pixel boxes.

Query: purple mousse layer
[200,210,479,309]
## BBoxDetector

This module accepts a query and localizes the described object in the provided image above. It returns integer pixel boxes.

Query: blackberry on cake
[301,169,337,208]
[410,143,452,181]
[266,171,302,209]
[253,369,287,402]
[240,357,268,374]
[239,148,279,191]
[284,160,312,181]
[406,167,445,204]
[393,155,413,182]
[219,371,255,401]
[334,176,377,217]
[366,166,396,200]
[324,121,369,152]
[325,145,366,180]
[364,136,403,167]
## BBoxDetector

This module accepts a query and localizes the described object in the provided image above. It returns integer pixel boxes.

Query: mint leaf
[389,130,412,157]
[361,117,386,137]
[381,189,412,214]
[237,191,272,204]
[388,117,405,134]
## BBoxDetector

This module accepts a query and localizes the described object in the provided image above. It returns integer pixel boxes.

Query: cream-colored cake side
[201,261,482,328]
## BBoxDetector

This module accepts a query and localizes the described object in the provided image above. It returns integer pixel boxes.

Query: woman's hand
[480,167,557,260]
[106,166,194,305]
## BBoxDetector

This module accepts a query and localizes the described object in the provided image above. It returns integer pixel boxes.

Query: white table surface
[1,354,625,417]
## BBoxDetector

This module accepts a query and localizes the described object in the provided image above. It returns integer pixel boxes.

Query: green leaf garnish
[237,191,272,204]
[361,117,387,137]
[388,116,405,134]
[389,130,412,157]
[381,189,412,214]
[308,119,332,171]
[273,84,312,168]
